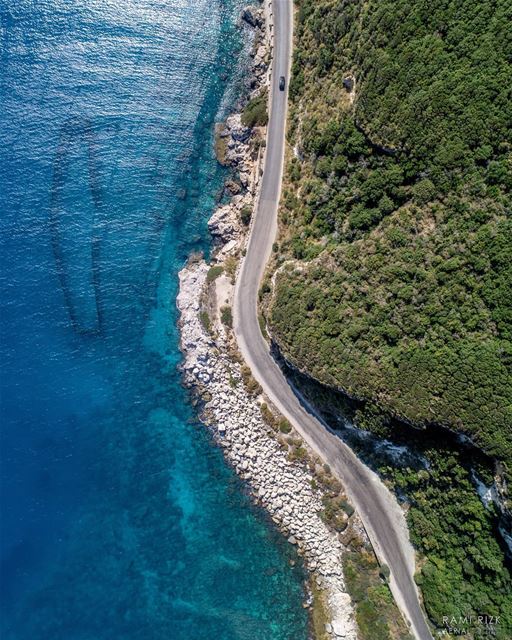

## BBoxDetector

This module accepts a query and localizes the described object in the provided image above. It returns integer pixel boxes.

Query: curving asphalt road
[233,2,434,640]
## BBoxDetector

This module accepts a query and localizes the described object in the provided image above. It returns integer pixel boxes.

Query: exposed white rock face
[208,204,239,242]
[226,113,252,143]
[210,118,261,245]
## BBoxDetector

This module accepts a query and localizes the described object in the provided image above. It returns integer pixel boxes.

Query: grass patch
[309,582,330,640]
[199,310,212,334]
[224,255,238,283]
[241,90,268,128]
[206,265,223,283]
[258,313,269,340]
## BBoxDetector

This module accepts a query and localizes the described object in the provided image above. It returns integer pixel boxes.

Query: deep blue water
[0,2,308,638]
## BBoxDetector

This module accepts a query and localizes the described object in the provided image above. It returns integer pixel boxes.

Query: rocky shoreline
[177,260,358,640]
[177,5,358,640]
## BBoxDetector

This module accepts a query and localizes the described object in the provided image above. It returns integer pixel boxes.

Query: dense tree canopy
[382,445,512,639]
[269,0,512,469]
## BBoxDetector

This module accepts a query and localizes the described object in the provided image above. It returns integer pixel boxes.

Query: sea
[0,1,309,638]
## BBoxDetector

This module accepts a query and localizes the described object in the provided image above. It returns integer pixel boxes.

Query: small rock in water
[241,8,261,28]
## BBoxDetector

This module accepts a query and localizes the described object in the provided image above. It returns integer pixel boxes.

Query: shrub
[289,445,307,462]
[220,305,233,328]
[241,91,268,128]
[412,179,436,204]
[241,365,262,396]
[240,205,252,226]
[340,499,355,517]
[278,418,292,434]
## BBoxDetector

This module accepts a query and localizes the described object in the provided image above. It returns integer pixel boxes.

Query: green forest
[265,0,512,634]
[382,441,512,638]
[268,0,512,470]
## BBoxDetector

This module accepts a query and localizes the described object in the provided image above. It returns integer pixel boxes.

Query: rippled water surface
[0,1,308,638]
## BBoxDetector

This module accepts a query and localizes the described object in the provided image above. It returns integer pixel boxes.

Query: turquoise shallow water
[0,1,309,638]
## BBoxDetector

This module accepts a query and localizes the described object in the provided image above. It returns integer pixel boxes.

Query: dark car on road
[279,76,285,91]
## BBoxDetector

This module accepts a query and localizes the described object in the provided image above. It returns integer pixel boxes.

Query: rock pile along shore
[177,5,358,639]
[178,262,357,640]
